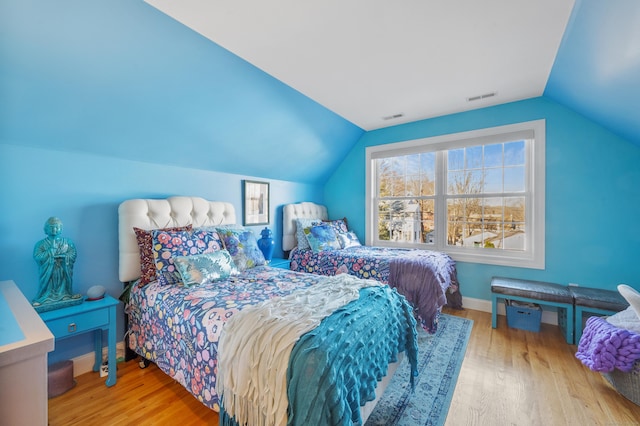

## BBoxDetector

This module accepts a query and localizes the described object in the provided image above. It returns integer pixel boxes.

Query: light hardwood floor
[48,308,640,425]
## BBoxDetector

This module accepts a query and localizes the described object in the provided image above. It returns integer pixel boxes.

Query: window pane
[448,149,464,171]
[504,197,525,251]
[420,153,435,196]
[484,168,503,193]
[419,199,435,244]
[447,170,483,195]
[466,146,483,169]
[484,143,503,168]
[505,141,525,166]
[376,199,425,243]
[377,201,391,241]
[446,198,464,246]
[504,166,525,192]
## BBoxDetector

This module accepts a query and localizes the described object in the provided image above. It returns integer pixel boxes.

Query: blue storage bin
[506,300,542,332]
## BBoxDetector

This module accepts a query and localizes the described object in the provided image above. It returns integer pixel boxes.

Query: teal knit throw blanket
[286,286,418,426]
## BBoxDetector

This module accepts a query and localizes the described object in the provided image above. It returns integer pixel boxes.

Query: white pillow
[337,231,361,249]
[607,306,640,334]
[618,284,640,320]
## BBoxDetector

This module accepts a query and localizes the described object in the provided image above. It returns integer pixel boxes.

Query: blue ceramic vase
[258,227,275,262]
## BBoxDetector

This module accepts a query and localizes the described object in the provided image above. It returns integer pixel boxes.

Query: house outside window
[365,120,545,269]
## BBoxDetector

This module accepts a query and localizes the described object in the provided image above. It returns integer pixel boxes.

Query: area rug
[365,313,473,426]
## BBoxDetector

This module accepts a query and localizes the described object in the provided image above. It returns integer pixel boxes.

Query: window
[366,120,545,269]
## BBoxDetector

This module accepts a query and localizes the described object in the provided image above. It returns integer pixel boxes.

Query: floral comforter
[289,246,460,332]
[126,266,330,412]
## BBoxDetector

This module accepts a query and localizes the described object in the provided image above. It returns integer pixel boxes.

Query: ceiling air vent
[467,92,497,102]
[382,113,404,120]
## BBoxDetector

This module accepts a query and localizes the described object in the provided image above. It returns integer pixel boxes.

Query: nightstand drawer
[45,309,109,338]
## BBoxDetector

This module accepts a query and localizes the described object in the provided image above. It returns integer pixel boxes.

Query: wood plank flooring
[48,308,640,425]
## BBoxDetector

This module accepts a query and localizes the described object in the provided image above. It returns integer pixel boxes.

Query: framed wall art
[243,180,269,225]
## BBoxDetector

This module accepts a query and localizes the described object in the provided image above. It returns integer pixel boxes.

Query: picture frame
[243,180,270,225]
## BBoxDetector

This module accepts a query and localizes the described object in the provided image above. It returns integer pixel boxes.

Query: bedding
[283,202,461,333]
[290,246,458,332]
[217,273,417,425]
[119,196,417,424]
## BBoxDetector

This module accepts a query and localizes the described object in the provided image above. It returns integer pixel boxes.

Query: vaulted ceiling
[2,0,638,186]
[145,0,639,146]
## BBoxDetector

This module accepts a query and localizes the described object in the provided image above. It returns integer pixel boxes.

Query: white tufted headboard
[118,196,237,283]
[282,202,329,252]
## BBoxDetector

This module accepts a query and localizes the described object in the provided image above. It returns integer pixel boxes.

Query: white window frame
[365,120,545,269]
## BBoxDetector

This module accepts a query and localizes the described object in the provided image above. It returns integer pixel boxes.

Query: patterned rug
[365,313,473,426]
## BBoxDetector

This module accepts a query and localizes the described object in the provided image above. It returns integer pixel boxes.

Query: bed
[283,202,461,333]
[118,196,418,425]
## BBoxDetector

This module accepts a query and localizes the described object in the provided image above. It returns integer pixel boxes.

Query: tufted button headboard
[282,202,328,252]
[118,196,236,283]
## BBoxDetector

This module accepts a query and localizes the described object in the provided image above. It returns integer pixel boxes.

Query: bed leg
[139,358,151,369]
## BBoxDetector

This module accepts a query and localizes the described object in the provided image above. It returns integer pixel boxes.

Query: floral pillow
[134,225,192,287]
[323,217,349,235]
[173,250,238,287]
[295,218,322,250]
[337,231,361,249]
[216,227,266,271]
[304,223,341,252]
[151,228,224,285]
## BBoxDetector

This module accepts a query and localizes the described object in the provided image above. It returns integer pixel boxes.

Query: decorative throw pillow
[304,223,341,252]
[152,228,224,285]
[337,231,361,249]
[323,218,349,235]
[173,250,239,287]
[134,225,192,287]
[216,227,266,271]
[295,218,322,250]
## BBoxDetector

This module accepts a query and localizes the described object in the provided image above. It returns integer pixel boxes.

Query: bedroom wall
[0,144,323,363]
[324,96,640,302]
[1,0,363,185]
[1,0,355,362]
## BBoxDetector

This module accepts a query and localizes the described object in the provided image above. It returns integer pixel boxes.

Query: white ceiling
[145,0,575,130]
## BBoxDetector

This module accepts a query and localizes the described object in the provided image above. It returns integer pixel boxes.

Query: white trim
[70,341,125,377]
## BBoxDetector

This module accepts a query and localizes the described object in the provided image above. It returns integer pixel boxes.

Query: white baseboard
[70,341,125,377]
[460,296,560,325]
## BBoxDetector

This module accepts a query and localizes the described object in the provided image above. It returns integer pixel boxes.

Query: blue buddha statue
[32,217,82,312]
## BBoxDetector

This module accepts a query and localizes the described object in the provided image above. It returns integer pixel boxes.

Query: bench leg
[575,306,584,345]
[491,293,499,328]
[565,306,574,345]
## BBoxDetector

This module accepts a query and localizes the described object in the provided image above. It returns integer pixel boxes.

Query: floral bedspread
[126,266,329,412]
[289,246,459,332]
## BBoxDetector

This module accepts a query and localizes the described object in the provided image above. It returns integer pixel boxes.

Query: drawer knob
[68,323,77,333]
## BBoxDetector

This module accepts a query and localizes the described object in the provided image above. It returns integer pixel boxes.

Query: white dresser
[0,280,55,426]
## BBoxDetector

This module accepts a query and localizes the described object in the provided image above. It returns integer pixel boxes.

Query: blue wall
[0,0,358,361]
[325,97,640,301]
[0,144,322,362]
[0,0,363,185]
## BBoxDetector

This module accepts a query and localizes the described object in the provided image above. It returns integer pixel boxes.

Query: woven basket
[603,366,640,406]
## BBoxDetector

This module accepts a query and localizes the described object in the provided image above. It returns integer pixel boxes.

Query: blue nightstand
[40,295,119,387]
[269,257,291,269]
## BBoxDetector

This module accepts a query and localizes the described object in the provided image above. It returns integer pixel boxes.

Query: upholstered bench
[569,286,629,343]
[491,277,574,344]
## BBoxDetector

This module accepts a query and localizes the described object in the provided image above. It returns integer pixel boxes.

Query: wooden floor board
[48,308,640,425]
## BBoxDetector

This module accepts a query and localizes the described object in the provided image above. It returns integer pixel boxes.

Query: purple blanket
[388,251,453,333]
[289,246,459,332]
[576,316,640,372]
